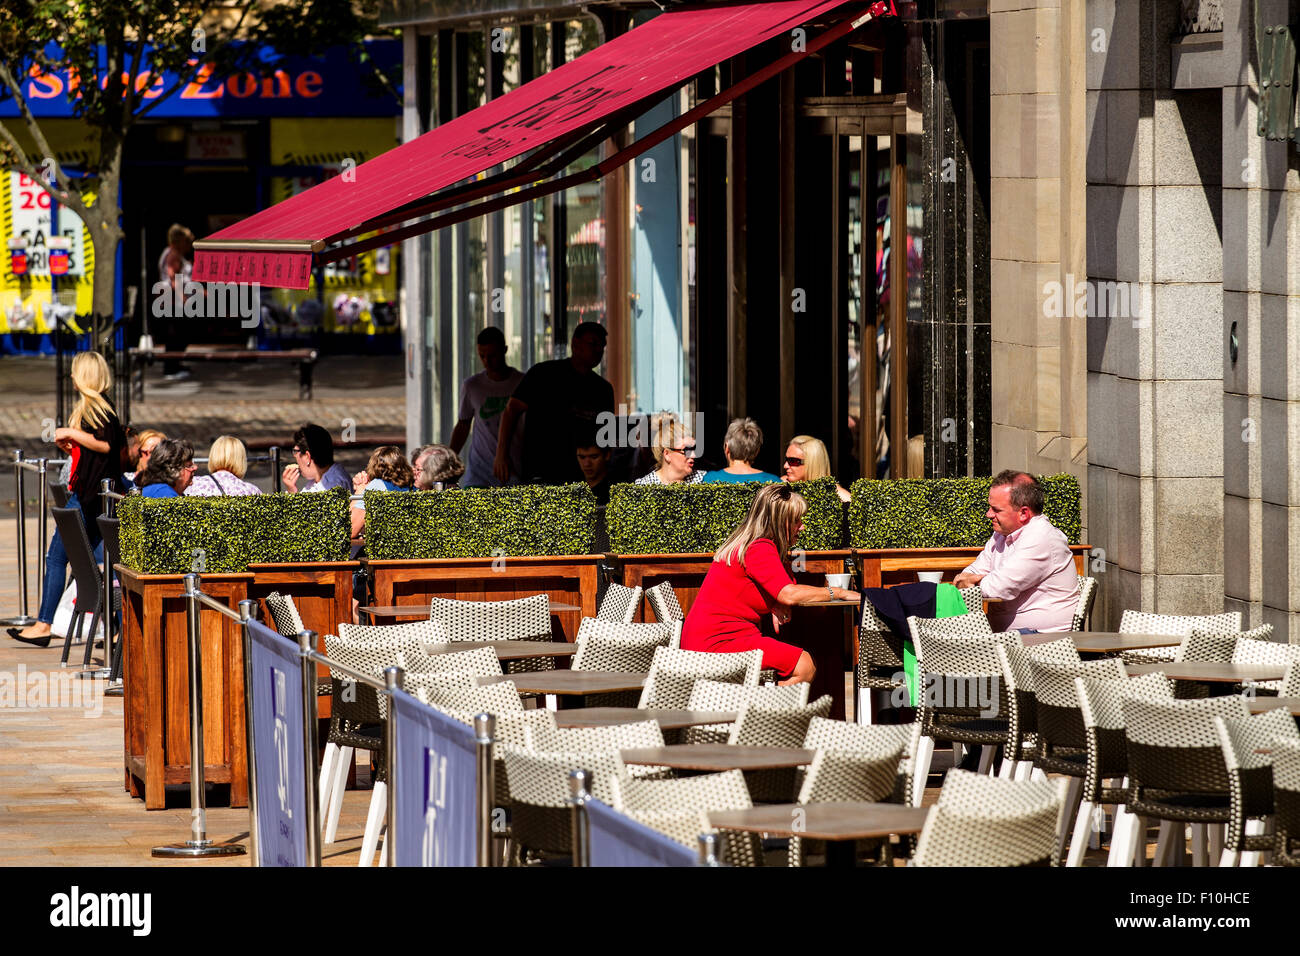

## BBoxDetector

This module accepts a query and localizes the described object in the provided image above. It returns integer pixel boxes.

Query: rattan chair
[596,583,642,623]
[1117,610,1242,664]
[428,594,555,676]
[51,505,103,669]
[1072,576,1098,631]
[501,748,623,862]
[995,639,1082,781]
[1231,636,1300,696]
[264,591,305,636]
[394,644,502,677]
[803,718,922,807]
[726,696,833,802]
[683,679,810,744]
[644,580,684,623]
[528,719,664,757]
[1271,740,1300,866]
[910,769,1069,867]
[1282,661,1300,699]
[855,586,984,725]
[1121,695,1251,867]
[610,769,762,866]
[1213,708,1300,866]
[637,646,763,709]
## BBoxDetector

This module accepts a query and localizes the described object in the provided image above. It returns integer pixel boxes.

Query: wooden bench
[128,348,319,401]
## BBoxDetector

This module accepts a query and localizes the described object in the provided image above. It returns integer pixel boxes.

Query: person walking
[449,326,524,486]
[157,223,194,379]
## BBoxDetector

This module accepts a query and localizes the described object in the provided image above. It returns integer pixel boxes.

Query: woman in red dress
[681,483,859,685]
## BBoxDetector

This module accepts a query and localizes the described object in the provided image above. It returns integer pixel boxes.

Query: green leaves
[606,478,845,554]
[118,488,350,572]
[848,474,1081,548]
[363,484,598,559]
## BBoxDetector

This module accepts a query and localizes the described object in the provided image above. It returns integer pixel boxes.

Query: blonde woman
[185,436,262,496]
[782,434,851,503]
[351,445,415,537]
[10,351,125,646]
[635,416,705,485]
[680,483,858,685]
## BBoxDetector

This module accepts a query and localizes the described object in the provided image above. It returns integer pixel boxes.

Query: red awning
[193,0,869,289]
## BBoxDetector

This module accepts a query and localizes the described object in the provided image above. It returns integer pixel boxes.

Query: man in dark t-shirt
[494,322,615,485]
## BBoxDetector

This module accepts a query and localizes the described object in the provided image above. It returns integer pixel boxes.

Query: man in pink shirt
[953,471,1078,633]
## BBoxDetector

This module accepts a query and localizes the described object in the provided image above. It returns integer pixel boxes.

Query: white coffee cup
[917,571,945,584]
[825,573,851,589]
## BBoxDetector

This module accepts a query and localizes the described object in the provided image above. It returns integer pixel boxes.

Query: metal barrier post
[270,446,282,493]
[2,450,34,626]
[35,459,46,605]
[153,573,245,857]
[568,768,591,868]
[238,599,260,867]
[384,665,402,868]
[298,630,322,867]
[475,713,496,867]
[697,833,721,866]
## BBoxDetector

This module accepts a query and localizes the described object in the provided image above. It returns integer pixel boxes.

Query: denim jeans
[36,490,103,624]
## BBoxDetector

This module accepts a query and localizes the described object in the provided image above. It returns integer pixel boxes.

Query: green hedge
[848,474,1081,548]
[606,477,845,554]
[363,483,598,559]
[119,489,351,573]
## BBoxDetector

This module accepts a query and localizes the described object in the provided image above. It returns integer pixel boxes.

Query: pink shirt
[964,514,1078,632]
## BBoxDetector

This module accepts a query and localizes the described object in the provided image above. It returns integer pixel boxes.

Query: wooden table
[478,671,646,697]
[1247,696,1300,716]
[424,640,578,661]
[555,708,737,730]
[708,801,930,867]
[1066,632,1183,654]
[620,744,816,772]
[360,601,580,623]
[782,599,858,720]
[1127,661,1287,683]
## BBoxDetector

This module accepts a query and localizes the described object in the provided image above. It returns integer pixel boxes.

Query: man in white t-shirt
[450,326,524,486]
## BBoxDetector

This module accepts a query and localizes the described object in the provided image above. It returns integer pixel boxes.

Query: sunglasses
[669,445,697,457]
[785,456,804,467]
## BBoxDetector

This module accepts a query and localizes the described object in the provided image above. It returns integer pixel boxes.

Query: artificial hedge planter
[848,474,1081,549]
[364,483,598,559]
[119,488,351,573]
[606,477,845,554]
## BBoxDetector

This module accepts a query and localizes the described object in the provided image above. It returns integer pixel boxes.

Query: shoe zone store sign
[1,40,400,119]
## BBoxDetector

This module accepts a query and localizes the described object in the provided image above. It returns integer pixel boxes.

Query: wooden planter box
[368,555,605,643]
[118,566,252,810]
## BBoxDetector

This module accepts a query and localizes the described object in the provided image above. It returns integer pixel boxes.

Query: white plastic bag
[50,581,105,643]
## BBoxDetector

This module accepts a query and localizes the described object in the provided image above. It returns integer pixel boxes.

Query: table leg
[782,605,850,720]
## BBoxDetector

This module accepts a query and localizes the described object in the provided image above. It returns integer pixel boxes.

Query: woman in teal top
[703,417,781,483]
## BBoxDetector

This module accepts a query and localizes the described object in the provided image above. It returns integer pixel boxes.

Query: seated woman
[681,483,858,685]
[414,444,465,490]
[135,439,196,498]
[635,417,705,485]
[185,435,262,496]
[351,445,415,537]
[122,428,166,491]
[782,434,851,503]
[703,417,781,483]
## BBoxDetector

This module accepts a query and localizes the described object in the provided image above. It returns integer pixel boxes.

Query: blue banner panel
[586,799,699,867]
[247,619,306,867]
[391,689,478,867]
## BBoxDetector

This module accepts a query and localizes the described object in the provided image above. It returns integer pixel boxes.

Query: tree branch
[0,61,90,219]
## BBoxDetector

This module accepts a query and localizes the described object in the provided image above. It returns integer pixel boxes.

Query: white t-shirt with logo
[458,368,525,487]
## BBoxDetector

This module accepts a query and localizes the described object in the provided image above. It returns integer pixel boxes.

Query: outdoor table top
[1066,632,1184,653]
[478,671,646,695]
[361,601,580,620]
[620,744,816,772]
[1247,696,1300,716]
[796,599,860,608]
[708,802,931,841]
[1126,661,1287,683]
[554,708,737,730]
[424,640,578,661]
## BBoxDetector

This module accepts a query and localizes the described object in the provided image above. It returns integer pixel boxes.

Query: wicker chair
[610,769,762,866]
[569,624,671,708]
[1117,610,1242,665]
[1231,636,1300,696]
[415,676,526,715]
[1025,658,1130,866]
[264,591,306,635]
[995,639,1082,781]
[1121,695,1251,867]
[683,680,810,745]
[1283,661,1300,699]
[1272,740,1300,866]
[502,748,624,863]
[596,583,642,623]
[726,697,833,802]
[644,580,684,623]
[637,647,763,709]
[803,718,922,807]
[910,769,1069,867]
[394,644,502,677]
[428,595,556,676]
[855,586,984,725]
[529,719,664,761]
[1213,709,1300,866]
[1072,576,1098,631]
[909,623,1019,805]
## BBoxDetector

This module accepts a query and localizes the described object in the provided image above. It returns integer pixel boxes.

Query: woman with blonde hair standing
[680,483,858,684]
[10,351,126,646]
[781,434,851,503]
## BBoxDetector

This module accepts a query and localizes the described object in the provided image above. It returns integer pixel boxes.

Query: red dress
[680,537,803,677]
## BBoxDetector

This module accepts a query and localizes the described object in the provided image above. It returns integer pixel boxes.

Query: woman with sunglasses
[681,483,859,685]
[782,434,851,503]
[635,417,705,485]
